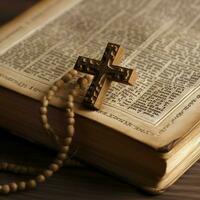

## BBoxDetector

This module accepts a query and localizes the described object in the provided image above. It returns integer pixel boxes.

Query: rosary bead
[27,180,37,189]
[41,96,46,103]
[62,73,72,82]
[2,185,10,194]
[44,123,50,130]
[66,125,75,137]
[69,69,78,77]
[54,159,63,167]
[18,182,26,191]
[51,85,59,92]
[36,175,46,183]
[48,90,55,96]
[60,146,69,153]
[63,137,72,146]
[58,153,67,161]
[66,94,74,102]
[66,102,74,109]
[69,89,78,97]
[47,90,55,100]
[40,106,47,114]
[85,74,93,82]
[41,114,48,124]
[66,118,75,125]
[66,110,75,118]
[77,77,88,89]
[55,79,64,87]
[49,164,59,172]
[43,170,53,178]
[9,183,18,192]
[43,99,49,107]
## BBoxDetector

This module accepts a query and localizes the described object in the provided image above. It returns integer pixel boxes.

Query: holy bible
[0,0,200,194]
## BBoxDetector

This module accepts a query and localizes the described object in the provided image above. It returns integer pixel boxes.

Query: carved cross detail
[74,43,137,110]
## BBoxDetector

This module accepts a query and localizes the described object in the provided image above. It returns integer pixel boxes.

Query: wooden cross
[74,43,137,110]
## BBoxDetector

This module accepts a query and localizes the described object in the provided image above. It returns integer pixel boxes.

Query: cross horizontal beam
[74,43,137,109]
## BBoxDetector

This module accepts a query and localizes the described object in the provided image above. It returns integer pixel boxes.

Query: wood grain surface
[0,1,199,199]
[0,129,199,200]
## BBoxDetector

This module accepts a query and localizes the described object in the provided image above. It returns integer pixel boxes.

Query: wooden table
[0,1,200,199]
[0,129,199,200]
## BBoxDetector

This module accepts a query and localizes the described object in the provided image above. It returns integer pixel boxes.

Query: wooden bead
[66,118,75,125]
[51,85,58,92]
[69,69,78,76]
[43,100,48,107]
[9,183,18,192]
[66,111,75,118]
[54,159,63,167]
[60,146,69,153]
[42,96,49,107]
[47,90,55,100]
[58,153,67,160]
[66,108,72,112]
[43,170,53,178]
[40,106,47,114]
[66,94,74,102]
[2,185,10,194]
[36,175,46,183]
[85,75,93,82]
[48,90,55,96]
[69,89,78,97]
[49,164,59,172]
[27,180,37,189]
[66,125,75,137]
[66,102,74,108]
[63,137,72,146]
[44,123,50,130]
[18,182,26,190]
[78,77,88,89]
[62,73,72,82]
[55,79,64,87]
[41,114,48,123]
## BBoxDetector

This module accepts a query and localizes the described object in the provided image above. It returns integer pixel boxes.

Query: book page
[0,0,200,148]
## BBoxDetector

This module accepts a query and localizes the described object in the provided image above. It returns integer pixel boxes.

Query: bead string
[0,69,90,194]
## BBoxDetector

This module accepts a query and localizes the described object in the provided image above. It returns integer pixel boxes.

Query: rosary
[0,43,137,194]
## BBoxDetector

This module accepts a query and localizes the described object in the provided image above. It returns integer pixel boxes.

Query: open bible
[0,0,200,193]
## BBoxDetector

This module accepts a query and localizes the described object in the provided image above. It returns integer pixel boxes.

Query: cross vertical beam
[74,43,137,110]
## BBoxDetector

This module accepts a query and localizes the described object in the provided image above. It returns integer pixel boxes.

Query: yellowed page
[0,0,200,149]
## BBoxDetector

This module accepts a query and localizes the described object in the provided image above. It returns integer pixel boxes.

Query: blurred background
[0,0,38,25]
